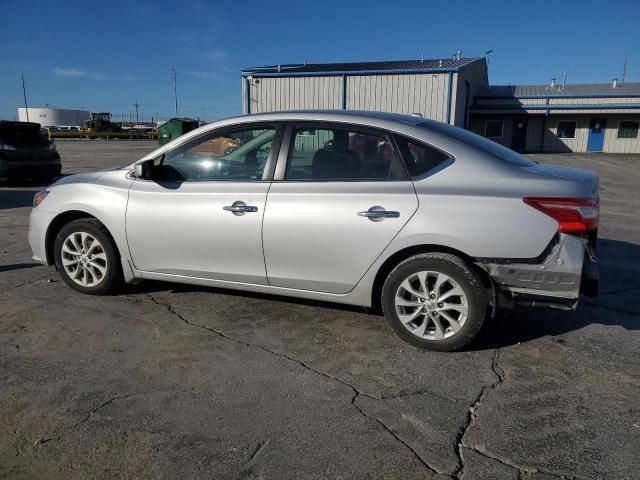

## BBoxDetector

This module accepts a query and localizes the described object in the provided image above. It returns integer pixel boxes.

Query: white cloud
[54,68,108,80]
[197,47,227,64]
[184,71,220,79]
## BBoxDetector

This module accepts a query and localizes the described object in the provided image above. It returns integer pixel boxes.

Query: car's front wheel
[382,253,487,351]
[53,219,122,295]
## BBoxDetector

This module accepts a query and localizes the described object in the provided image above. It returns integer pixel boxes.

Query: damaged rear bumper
[483,233,598,310]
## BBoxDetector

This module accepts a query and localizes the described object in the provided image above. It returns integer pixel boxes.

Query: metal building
[469,81,640,153]
[17,107,91,128]
[241,57,489,127]
[242,57,640,154]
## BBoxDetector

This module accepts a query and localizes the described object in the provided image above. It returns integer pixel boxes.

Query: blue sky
[1,0,639,122]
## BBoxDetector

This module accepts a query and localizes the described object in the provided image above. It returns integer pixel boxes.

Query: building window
[557,121,576,139]
[485,120,503,138]
[618,121,639,139]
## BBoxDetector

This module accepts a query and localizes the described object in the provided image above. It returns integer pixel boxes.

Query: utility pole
[621,55,628,85]
[133,100,140,124]
[172,68,178,117]
[21,73,29,121]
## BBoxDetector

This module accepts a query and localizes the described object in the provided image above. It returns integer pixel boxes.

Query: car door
[126,123,283,284]
[262,123,419,294]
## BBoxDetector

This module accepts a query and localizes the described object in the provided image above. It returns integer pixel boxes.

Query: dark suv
[0,121,61,183]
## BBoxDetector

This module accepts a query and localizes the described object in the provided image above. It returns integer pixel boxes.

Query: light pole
[484,49,494,66]
[133,100,140,124]
[172,68,178,117]
[21,73,29,121]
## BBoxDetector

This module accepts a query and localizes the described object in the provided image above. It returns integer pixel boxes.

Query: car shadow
[0,263,41,273]
[130,280,371,315]
[0,190,37,209]
[125,237,639,351]
[471,237,640,350]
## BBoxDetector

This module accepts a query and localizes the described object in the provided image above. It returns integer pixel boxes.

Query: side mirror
[134,159,154,180]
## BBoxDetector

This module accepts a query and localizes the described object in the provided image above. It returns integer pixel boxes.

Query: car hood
[51,171,104,186]
[50,166,128,187]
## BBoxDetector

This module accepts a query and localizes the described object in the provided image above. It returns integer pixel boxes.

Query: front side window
[485,120,503,138]
[618,121,639,139]
[160,126,278,181]
[557,121,576,139]
[394,134,450,178]
[285,126,406,181]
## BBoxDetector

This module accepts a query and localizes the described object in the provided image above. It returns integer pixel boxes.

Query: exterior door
[262,123,419,294]
[587,118,606,152]
[511,117,528,152]
[126,124,282,284]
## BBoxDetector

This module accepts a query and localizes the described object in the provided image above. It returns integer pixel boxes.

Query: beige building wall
[248,76,342,113]
[452,60,488,127]
[601,116,640,153]
[472,114,640,153]
[543,115,640,153]
[346,73,451,122]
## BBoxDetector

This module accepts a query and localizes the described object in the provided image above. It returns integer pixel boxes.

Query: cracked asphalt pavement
[1,141,639,479]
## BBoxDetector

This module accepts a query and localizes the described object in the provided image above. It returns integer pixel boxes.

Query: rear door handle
[223,201,258,215]
[357,206,400,222]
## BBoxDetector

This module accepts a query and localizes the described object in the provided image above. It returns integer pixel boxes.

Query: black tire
[53,218,122,295]
[382,253,487,351]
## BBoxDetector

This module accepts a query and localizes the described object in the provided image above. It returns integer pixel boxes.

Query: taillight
[523,197,599,233]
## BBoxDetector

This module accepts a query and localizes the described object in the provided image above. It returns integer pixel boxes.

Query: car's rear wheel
[53,219,122,295]
[382,253,487,351]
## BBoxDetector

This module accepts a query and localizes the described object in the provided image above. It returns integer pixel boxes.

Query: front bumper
[486,233,598,309]
[28,207,58,265]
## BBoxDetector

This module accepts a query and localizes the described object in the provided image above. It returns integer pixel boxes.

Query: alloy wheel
[60,231,109,287]
[395,271,468,340]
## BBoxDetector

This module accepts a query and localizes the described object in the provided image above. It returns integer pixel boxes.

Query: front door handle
[357,206,400,222]
[223,201,258,216]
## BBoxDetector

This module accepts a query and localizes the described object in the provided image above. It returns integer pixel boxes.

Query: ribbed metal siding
[602,116,640,153]
[467,113,640,153]
[250,76,342,113]
[345,74,450,122]
[543,116,589,152]
[453,61,489,127]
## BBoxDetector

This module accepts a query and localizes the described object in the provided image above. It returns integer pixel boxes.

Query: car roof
[222,109,428,127]
[141,110,484,165]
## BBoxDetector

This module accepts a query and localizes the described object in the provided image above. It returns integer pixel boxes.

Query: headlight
[48,142,57,151]
[33,190,49,208]
[0,142,17,151]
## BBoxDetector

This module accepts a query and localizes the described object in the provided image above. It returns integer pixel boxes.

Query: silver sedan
[28,111,600,351]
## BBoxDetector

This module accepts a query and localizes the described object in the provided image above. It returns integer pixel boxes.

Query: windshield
[418,120,535,167]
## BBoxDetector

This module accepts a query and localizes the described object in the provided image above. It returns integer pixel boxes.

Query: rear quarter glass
[418,120,535,167]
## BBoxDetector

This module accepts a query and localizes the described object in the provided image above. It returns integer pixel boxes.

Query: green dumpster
[157,118,199,145]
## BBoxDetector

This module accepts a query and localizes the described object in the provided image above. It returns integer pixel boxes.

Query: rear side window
[394,134,450,178]
[285,125,406,181]
[417,120,535,168]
